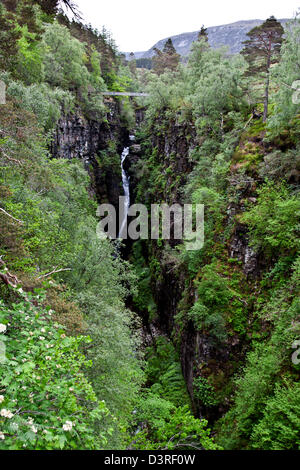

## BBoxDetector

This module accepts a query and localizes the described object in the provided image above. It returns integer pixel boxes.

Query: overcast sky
[74,0,299,52]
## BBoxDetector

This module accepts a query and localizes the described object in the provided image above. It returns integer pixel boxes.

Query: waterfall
[118,146,130,239]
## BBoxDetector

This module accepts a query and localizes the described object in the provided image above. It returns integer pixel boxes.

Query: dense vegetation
[0,1,299,451]
[130,17,300,450]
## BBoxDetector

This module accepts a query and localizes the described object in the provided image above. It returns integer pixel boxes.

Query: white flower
[31,425,38,434]
[0,324,7,334]
[27,417,34,425]
[18,288,23,294]
[39,336,45,341]
[0,409,13,419]
[25,316,30,321]
[63,421,73,432]
[0,396,4,404]
[45,356,52,361]
[0,432,4,440]
[41,328,46,333]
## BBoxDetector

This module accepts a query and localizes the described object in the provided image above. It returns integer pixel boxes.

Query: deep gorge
[48,97,272,425]
[0,2,299,452]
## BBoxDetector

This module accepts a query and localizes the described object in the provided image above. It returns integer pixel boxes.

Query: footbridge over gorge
[101,91,149,97]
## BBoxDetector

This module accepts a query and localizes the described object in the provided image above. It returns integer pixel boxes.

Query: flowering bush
[0,289,112,450]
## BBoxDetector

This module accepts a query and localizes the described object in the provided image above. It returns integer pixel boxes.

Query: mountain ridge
[124,18,290,59]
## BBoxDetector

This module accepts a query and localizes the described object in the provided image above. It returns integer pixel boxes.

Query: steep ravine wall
[50,102,261,418]
[51,100,129,206]
[127,116,264,417]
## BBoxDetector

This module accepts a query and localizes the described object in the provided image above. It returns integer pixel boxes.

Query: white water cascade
[118,146,130,239]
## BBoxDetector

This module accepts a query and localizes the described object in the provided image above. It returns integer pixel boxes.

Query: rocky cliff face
[51,100,128,206]
[51,99,261,418]
[125,18,289,59]
[128,116,263,417]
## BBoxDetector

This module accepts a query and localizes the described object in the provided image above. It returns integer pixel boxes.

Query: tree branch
[37,267,71,280]
[0,258,20,288]
[0,207,23,224]
[0,149,22,166]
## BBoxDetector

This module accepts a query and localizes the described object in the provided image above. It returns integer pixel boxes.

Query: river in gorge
[118,135,135,239]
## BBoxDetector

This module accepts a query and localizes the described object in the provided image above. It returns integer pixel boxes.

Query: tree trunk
[263,73,270,123]
[263,50,272,123]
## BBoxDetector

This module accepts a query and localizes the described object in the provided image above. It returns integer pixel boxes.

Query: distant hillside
[125,18,289,60]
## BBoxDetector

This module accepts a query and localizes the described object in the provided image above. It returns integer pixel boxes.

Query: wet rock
[50,102,127,206]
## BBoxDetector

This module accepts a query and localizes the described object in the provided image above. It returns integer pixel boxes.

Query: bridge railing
[101,91,149,97]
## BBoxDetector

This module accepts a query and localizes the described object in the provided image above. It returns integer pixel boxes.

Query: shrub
[0,290,111,450]
[242,182,300,256]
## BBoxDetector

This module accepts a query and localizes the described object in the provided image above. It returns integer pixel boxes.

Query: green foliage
[130,242,156,319]
[242,16,284,74]
[216,258,300,449]
[132,401,221,450]
[187,262,246,343]
[187,46,247,135]
[193,377,218,407]
[259,148,300,183]
[0,90,143,450]
[133,392,175,430]
[42,21,106,117]
[152,38,180,75]
[267,18,300,135]
[0,291,111,450]
[242,181,300,255]
[145,337,190,407]
[136,58,152,70]
[1,0,300,453]
[42,21,89,89]
[6,77,74,131]
[188,300,227,343]
[16,24,45,84]
[0,3,21,72]
[250,382,300,450]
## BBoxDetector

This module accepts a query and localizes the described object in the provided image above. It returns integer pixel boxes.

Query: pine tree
[129,52,137,75]
[198,25,208,42]
[242,16,284,122]
[0,3,21,73]
[153,38,180,75]
[163,38,177,55]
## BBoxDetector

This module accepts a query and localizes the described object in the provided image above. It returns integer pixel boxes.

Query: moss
[145,336,191,408]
